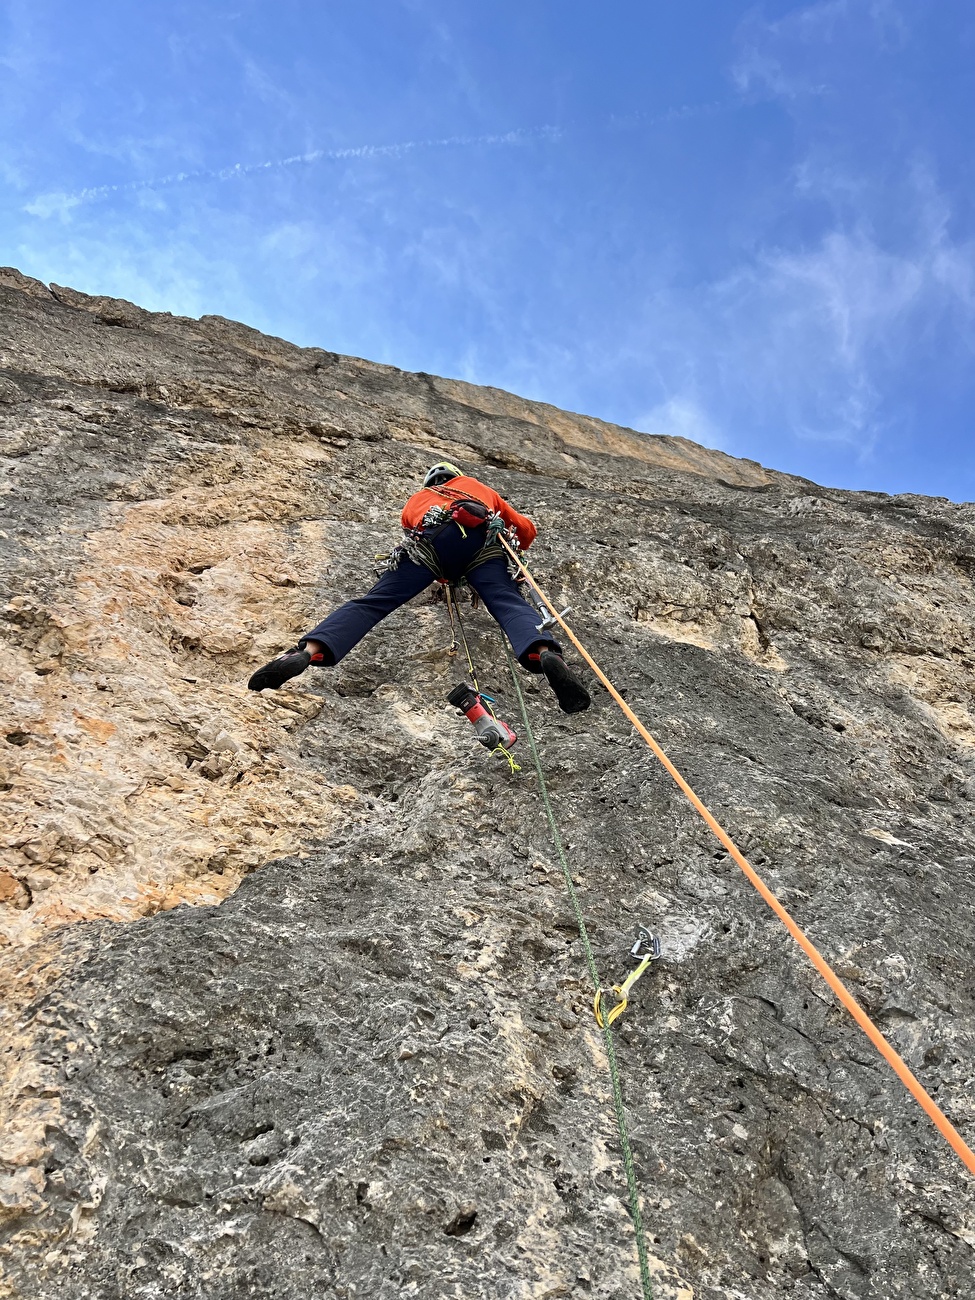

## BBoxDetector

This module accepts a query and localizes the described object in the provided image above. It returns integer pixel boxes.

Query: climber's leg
[467,557,560,664]
[467,558,590,713]
[302,558,435,665]
[248,557,434,690]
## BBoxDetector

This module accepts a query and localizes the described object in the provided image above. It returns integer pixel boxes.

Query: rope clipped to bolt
[502,641,656,1300]
[499,534,975,1180]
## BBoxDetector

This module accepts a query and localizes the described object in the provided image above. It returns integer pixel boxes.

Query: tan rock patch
[0,435,350,950]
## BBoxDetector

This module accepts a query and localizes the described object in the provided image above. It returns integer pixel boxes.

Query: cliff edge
[1,267,973,1298]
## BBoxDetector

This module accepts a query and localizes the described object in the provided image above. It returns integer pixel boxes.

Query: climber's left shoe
[247,645,312,691]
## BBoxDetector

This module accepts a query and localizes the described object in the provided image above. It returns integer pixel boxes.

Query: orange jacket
[401,475,537,550]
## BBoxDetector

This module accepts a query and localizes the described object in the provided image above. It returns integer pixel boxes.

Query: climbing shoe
[247,646,310,691]
[247,640,331,691]
[539,649,591,714]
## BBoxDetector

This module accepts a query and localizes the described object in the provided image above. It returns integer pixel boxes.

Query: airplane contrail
[24,102,730,219]
[24,125,563,218]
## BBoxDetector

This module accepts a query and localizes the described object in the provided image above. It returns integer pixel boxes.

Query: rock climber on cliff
[247,461,591,713]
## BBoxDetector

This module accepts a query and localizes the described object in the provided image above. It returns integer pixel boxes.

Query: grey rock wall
[1,268,973,1298]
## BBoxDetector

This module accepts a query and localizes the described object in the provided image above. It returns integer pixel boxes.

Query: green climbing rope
[502,643,655,1300]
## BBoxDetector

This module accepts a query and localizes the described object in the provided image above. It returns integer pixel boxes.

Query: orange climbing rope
[501,536,975,1178]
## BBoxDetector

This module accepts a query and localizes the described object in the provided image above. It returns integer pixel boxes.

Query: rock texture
[1,265,973,1298]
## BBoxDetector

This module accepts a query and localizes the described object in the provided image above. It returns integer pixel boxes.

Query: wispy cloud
[715,0,975,467]
[630,164,975,466]
[24,124,563,219]
[732,0,910,99]
[733,0,848,98]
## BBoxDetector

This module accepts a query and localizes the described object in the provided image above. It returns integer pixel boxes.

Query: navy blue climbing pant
[303,522,559,669]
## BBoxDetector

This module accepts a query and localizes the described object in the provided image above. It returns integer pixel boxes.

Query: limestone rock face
[1,266,973,1298]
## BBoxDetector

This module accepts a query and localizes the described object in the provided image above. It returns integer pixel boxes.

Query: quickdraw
[593,926,662,1028]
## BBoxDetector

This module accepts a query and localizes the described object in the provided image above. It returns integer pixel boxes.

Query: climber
[247,461,591,713]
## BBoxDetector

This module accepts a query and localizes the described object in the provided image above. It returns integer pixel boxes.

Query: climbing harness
[376,494,503,578]
[498,534,975,1180]
[594,926,662,1029]
[502,641,657,1300]
[379,505,508,582]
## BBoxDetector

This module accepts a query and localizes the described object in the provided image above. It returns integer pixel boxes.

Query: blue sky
[1,1,973,497]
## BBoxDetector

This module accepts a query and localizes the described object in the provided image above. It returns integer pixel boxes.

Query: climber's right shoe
[247,645,312,691]
[539,649,591,714]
